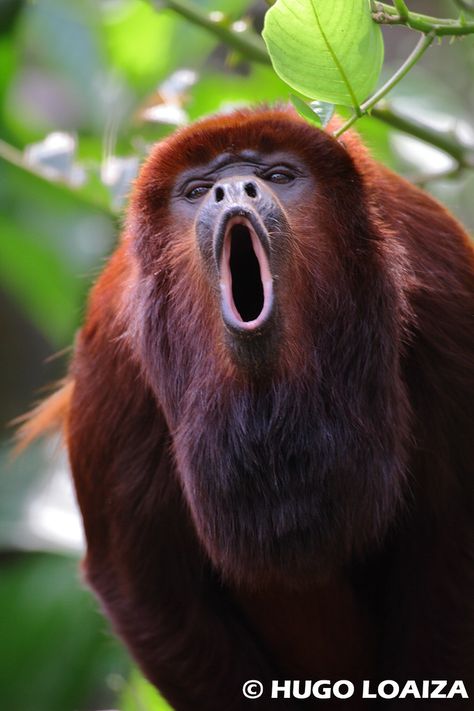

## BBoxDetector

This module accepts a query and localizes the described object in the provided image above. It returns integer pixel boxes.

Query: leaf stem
[333,31,435,137]
[372,2,474,35]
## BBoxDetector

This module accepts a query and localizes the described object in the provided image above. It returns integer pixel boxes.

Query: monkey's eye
[186,185,211,201]
[264,170,295,184]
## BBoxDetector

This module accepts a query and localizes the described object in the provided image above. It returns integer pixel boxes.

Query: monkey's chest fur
[169,373,406,589]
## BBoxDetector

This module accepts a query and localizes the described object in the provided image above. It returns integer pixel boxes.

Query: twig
[148,0,269,64]
[371,103,474,169]
[333,32,435,137]
[371,2,474,35]
[0,139,115,214]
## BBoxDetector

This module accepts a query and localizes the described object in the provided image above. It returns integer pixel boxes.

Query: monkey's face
[167,150,317,372]
[131,110,376,384]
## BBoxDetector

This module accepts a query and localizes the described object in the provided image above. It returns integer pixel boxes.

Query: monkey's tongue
[220,218,273,331]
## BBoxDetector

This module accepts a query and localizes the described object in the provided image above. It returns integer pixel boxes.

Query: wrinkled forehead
[145,111,337,183]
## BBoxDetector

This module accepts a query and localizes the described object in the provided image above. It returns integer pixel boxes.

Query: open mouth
[220,217,273,331]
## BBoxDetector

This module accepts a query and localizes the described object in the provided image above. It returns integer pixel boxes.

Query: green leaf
[290,94,322,126]
[262,0,384,107]
[0,553,129,711]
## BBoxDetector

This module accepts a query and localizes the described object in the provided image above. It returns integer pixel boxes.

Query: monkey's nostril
[215,186,225,202]
[244,182,257,198]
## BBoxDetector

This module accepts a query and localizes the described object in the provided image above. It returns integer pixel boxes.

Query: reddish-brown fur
[25,108,473,709]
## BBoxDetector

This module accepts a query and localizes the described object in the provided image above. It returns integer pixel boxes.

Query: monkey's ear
[13,380,74,456]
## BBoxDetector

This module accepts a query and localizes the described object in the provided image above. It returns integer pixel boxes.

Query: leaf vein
[307,0,360,108]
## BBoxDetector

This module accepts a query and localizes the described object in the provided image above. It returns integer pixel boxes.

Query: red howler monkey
[22,107,474,710]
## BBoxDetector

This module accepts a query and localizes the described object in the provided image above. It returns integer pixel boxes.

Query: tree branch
[148,0,269,64]
[371,102,474,169]
[0,140,115,214]
[371,2,474,35]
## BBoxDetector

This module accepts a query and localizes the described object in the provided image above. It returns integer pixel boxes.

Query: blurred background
[0,1,472,709]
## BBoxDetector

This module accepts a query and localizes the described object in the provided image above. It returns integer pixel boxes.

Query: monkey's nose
[213,180,259,204]
[243,181,258,198]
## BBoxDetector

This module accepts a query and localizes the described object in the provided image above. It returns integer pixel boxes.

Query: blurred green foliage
[0,553,129,711]
[0,1,472,710]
